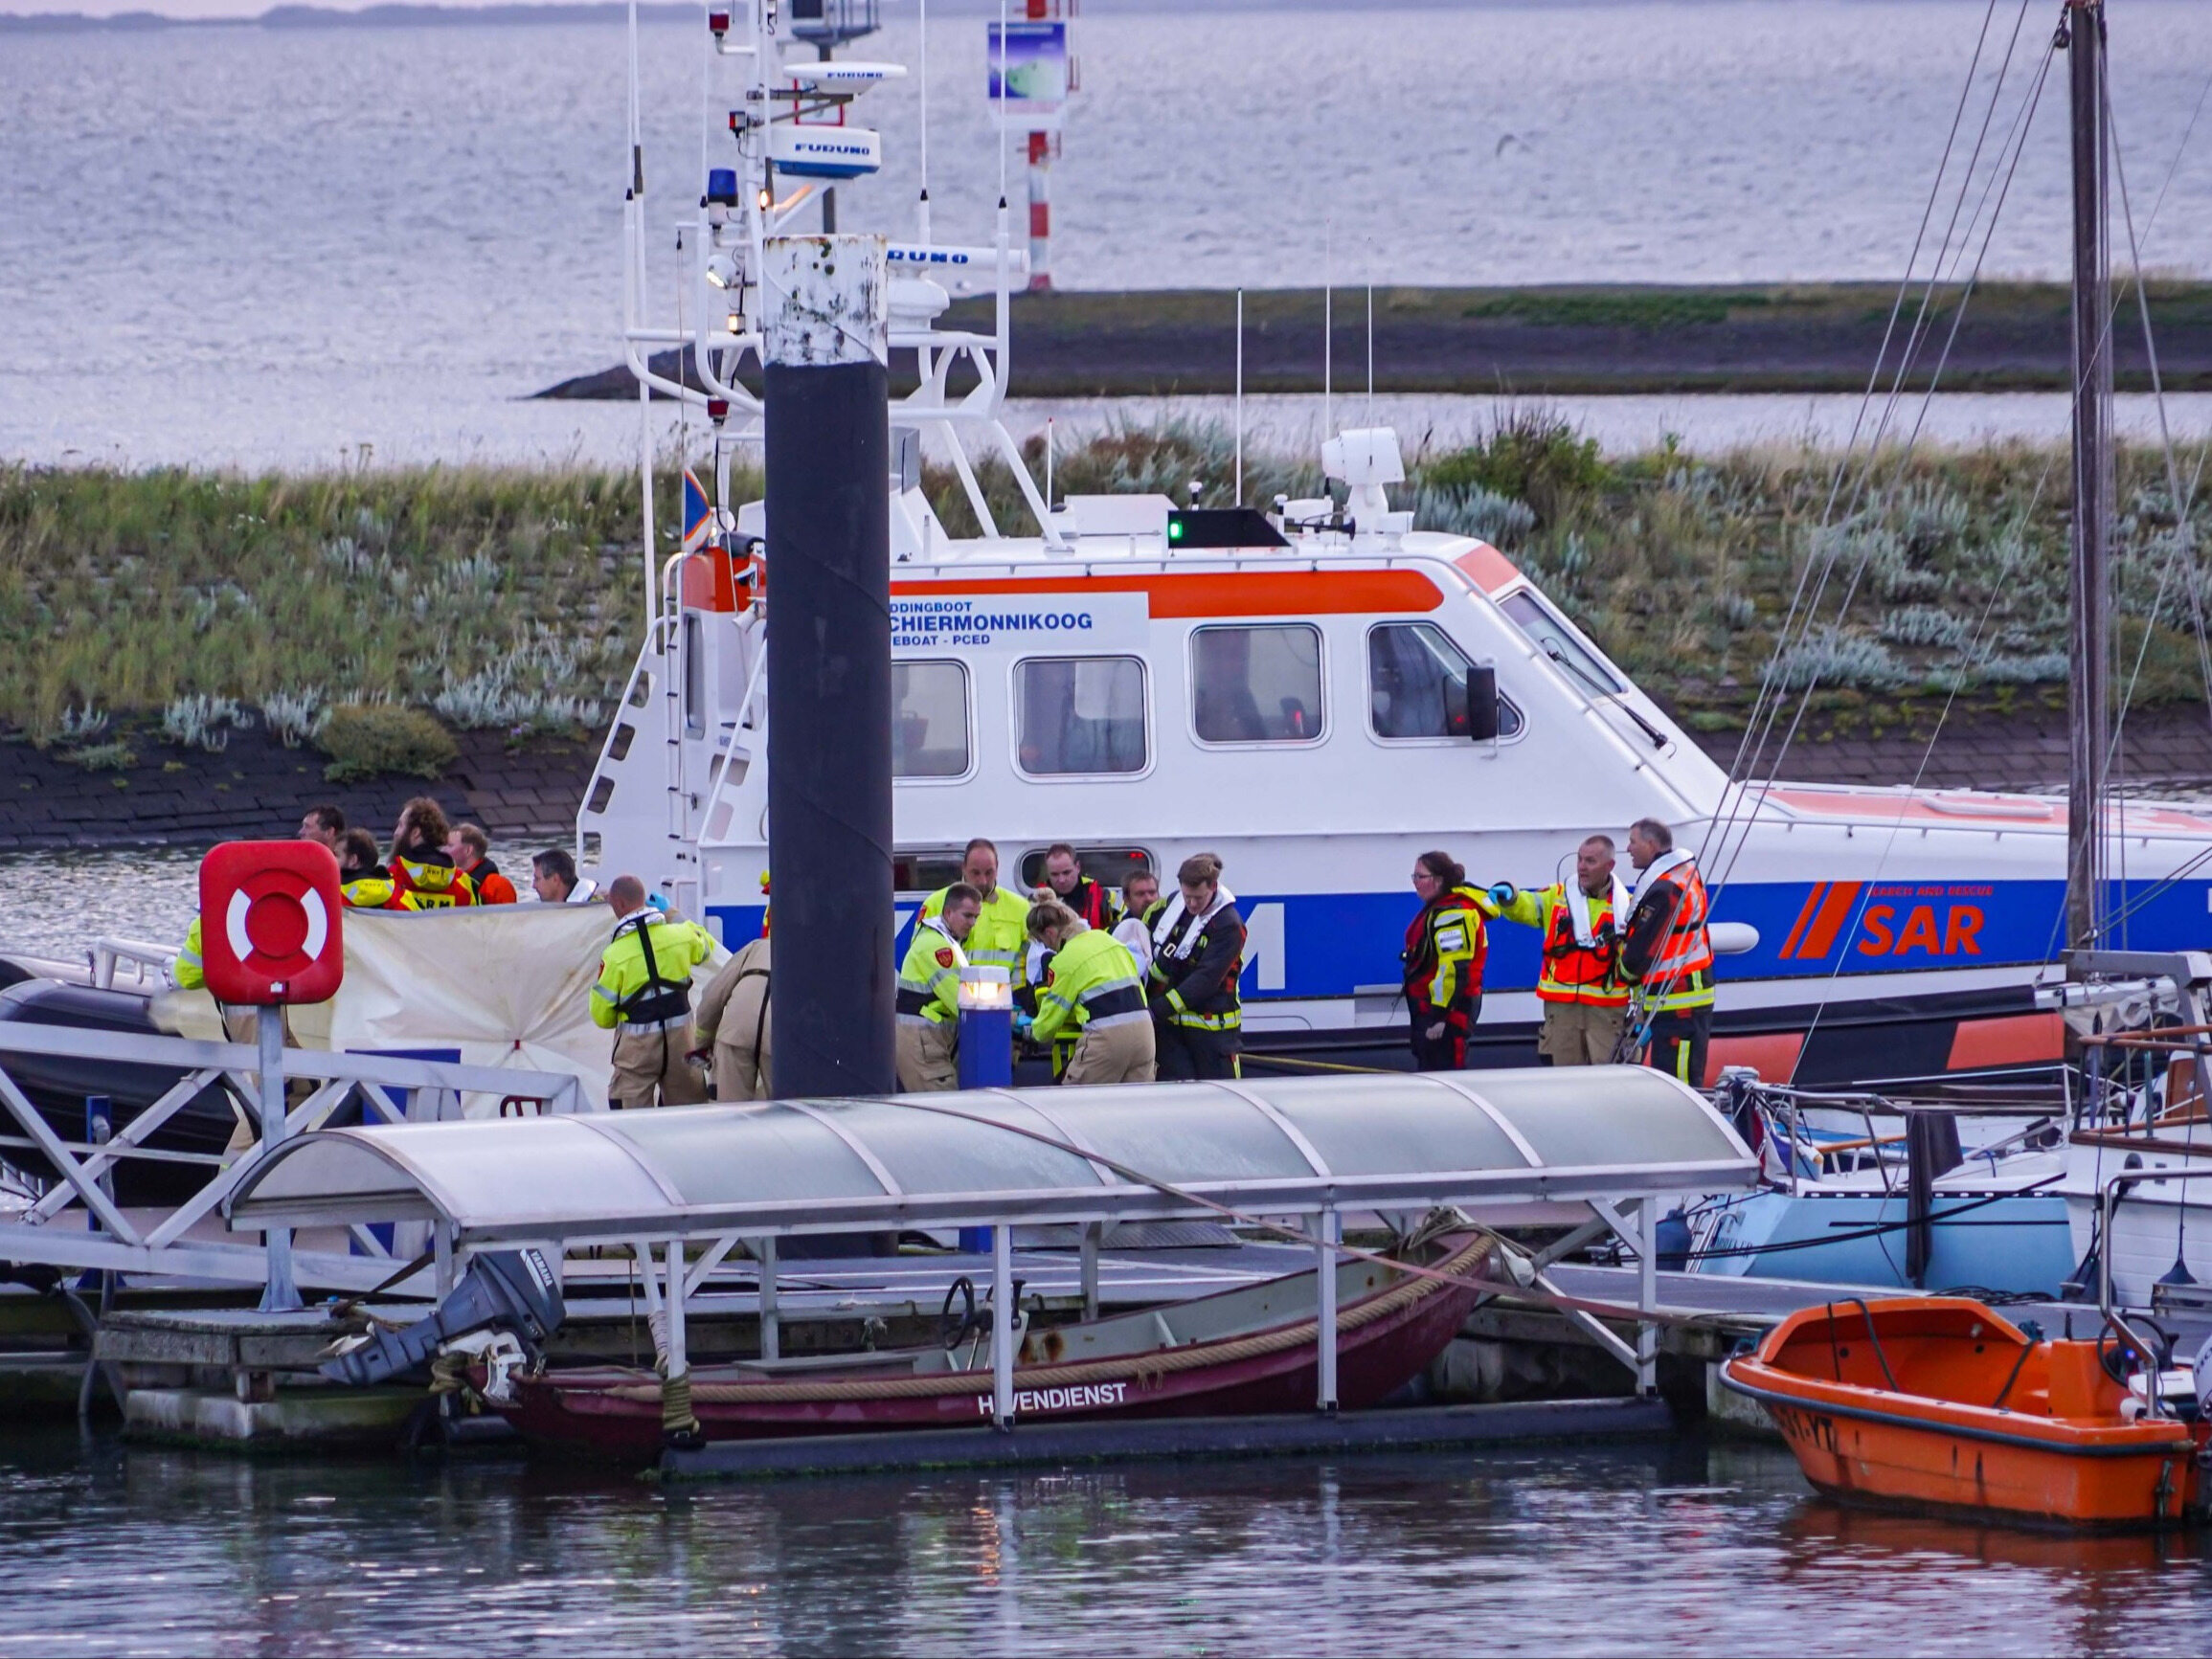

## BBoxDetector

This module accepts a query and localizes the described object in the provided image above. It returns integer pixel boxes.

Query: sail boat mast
[2065,0,2112,958]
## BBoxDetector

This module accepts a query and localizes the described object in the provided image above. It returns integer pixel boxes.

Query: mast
[2065,0,2111,958]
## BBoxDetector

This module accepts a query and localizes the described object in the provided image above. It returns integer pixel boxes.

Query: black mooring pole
[2065,0,2110,962]
[764,234,894,1101]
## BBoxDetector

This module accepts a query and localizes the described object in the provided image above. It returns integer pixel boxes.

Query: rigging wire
[1705,24,2060,902]
[1697,0,2031,888]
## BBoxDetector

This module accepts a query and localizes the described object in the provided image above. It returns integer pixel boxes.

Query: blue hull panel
[1690,1190,2076,1297]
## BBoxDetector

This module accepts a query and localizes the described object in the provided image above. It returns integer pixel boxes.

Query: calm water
[6,1,2212,469]
[1,1430,2208,1656]
[0,845,542,966]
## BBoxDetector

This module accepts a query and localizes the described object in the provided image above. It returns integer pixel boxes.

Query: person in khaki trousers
[1026,901,1157,1086]
[896,884,982,1091]
[693,931,771,1100]
[590,876,713,1109]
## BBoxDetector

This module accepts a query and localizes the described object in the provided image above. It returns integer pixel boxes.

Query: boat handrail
[2095,1164,2212,1417]
[90,936,175,990]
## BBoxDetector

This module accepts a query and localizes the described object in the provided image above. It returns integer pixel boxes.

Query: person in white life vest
[1619,818,1717,1085]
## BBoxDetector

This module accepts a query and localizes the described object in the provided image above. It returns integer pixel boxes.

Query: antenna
[916,0,932,241]
[1234,288,1245,507]
[997,0,1009,205]
[1322,220,1333,443]
[1046,415,1054,511]
[1366,280,1374,424]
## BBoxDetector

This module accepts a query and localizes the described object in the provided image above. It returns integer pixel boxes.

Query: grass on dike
[6,413,2210,764]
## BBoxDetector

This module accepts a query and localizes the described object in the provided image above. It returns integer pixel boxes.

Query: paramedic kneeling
[590,875,713,1109]
[897,883,982,1091]
[1147,853,1245,1081]
[1027,900,1157,1085]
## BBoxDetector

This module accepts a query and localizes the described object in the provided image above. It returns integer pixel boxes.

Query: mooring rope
[599,1230,1497,1406]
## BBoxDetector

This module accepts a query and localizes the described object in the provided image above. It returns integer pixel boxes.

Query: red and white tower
[987,0,1076,294]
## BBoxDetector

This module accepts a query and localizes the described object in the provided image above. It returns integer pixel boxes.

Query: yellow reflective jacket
[896,918,968,1026]
[590,912,713,1030]
[1030,927,1147,1046]
[920,886,1030,987]
[174,917,205,990]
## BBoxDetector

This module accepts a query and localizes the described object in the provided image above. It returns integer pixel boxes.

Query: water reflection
[0,845,544,967]
[4,1431,2211,1656]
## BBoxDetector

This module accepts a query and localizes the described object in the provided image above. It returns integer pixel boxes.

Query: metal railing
[0,1020,587,1301]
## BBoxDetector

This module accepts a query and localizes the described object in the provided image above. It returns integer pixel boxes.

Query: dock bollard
[956,967,1013,1253]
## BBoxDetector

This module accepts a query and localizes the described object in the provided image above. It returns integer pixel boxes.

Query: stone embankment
[539,282,2212,401]
[9,708,2210,855]
[1,726,595,852]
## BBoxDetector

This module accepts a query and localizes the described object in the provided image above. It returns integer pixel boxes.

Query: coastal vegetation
[6,416,2210,774]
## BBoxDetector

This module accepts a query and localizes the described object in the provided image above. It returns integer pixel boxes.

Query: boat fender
[320,1249,565,1388]
[2195,1332,2212,1422]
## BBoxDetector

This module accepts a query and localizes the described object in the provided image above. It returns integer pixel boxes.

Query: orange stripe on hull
[1777,884,1826,960]
[891,569,1445,617]
[1795,879,1864,960]
[1948,1011,2066,1072]
[1452,543,1521,594]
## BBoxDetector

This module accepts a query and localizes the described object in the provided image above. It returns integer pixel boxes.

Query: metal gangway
[0,1020,585,1301]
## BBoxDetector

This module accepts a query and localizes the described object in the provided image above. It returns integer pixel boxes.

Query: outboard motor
[322,1249,565,1387]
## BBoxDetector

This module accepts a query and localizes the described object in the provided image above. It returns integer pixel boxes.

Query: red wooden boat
[1722,1297,2205,1531]
[493,1231,1491,1459]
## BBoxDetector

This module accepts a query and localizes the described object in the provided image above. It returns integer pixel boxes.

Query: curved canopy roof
[226,1067,1754,1245]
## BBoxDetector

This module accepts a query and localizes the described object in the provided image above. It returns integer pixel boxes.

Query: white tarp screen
[158,907,730,1111]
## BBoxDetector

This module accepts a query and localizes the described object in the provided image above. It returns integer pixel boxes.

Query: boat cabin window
[1368,622,1524,740]
[682,614,707,737]
[1015,657,1147,775]
[1018,846,1158,891]
[892,661,971,778]
[1500,590,1623,695]
[1191,624,1324,744]
[892,849,969,895]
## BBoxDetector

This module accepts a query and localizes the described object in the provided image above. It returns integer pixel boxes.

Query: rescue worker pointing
[897,882,982,1091]
[590,874,713,1109]
[1147,852,1245,1081]
[1618,818,1717,1085]
[1489,834,1632,1066]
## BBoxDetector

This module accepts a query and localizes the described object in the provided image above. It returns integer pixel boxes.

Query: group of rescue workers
[172,799,1717,1110]
[172,797,540,986]
[1408,817,1715,1087]
[892,840,1246,1094]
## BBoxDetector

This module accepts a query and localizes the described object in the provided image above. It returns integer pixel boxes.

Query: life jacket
[464,857,518,906]
[341,863,399,909]
[1147,891,1245,1031]
[1639,858,1716,1013]
[1518,882,1632,1007]
[1403,886,1491,1018]
[388,852,476,910]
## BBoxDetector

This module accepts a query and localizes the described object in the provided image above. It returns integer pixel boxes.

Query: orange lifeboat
[1721,1297,2203,1530]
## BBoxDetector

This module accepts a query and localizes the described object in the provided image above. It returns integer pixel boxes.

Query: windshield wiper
[1544,644,1668,751]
